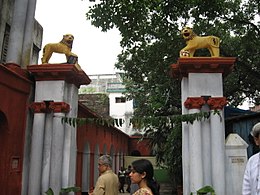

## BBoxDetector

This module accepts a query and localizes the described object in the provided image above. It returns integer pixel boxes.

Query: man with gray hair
[90,155,119,195]
[242,122,260,195]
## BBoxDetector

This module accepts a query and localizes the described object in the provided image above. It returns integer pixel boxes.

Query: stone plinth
[170,57,236,195]
[170,57,236,78]
[27,64,91,88]
[225,133,248,195]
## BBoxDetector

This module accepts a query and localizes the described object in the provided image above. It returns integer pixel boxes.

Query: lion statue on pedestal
[41,34,78,64]
[179,27,220,57]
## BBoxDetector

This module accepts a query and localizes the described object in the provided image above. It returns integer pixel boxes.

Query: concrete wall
[0,0,43,64]
[0,0,14,62]
[109,92,134,134]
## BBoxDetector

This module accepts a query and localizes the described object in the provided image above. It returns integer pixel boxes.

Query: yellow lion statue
[41,34,78,64]
[180,27,220,57]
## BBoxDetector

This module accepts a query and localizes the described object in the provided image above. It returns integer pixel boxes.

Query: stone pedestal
[225,133,248,195]
[170,57,236,195]
[27,64,91,195]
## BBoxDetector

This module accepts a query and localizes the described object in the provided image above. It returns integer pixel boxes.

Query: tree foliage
[86,0,260,186]
[87,0,260,107]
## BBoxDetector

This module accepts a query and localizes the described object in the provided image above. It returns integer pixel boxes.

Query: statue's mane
[187,29,197,40]
[60,38,73,48]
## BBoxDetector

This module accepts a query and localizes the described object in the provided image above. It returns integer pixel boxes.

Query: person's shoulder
[102,170,118,179]
[111,171,119,178]
[248,152,259,161]
[101,170,113,177]
[113,172,118,176]
[137,188,153,195]
[247,152,259,166]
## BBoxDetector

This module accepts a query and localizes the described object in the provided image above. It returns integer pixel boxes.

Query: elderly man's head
[98,155,113,173]
[251,122,260,146]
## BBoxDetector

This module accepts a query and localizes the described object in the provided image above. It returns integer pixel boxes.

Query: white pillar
[210,110,225,195]
[41,113,53,192]
[189,109,203,193]
[28,113,46,195]
[49,113,65,194]
[62,123,75,187]
[181,77,190,195]
[28,65,91,194]
[62,84,78,187]
[171,58,235,195]
[201,106,212,185]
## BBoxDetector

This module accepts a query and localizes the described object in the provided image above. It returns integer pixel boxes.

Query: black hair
[132,159,160,195]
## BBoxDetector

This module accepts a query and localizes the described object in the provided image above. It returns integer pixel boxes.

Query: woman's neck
[138,179,148,189]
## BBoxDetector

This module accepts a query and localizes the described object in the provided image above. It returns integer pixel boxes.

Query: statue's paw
[180,50,190,57]
[70,53,78,57]
[67,55,78,64]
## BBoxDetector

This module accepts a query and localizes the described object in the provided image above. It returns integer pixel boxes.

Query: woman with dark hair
[129,159,159,195]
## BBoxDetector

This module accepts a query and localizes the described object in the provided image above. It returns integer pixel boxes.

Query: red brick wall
[0,64,31,195]
[76,103,130,191]
[128,136,152,156]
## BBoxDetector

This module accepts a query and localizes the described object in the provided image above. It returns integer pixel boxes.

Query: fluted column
[41,113,53,192]
[48,102,70,195]
[49,113,65,194]
[28,102,47,195]
[208,97,227,195]
[184,97,205,193]
[62,84,78,188]
[201,106,212,186]
[181,77,190,195]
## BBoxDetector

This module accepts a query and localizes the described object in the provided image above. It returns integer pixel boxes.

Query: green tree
[86,0,260,188]
[87,0,260,107]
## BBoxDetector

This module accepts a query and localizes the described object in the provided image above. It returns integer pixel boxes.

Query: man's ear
[254,136,260,146]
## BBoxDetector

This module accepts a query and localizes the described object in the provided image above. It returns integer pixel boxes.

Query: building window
[1,23,10,63]
[31,44,40,64]
[115,97,126,103]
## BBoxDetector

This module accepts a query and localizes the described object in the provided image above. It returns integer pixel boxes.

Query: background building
[0,0,42,66]
[79,73,136,135]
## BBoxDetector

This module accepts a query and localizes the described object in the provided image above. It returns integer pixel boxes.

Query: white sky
[35,0,122,75]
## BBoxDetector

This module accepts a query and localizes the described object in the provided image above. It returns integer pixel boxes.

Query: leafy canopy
[86,0,260,110]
